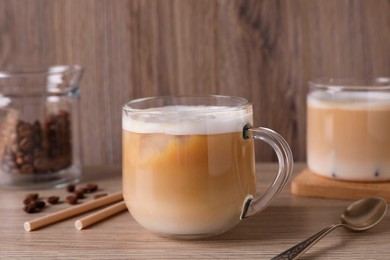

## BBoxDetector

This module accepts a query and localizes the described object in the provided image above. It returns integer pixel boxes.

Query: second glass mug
[122,95,293,239]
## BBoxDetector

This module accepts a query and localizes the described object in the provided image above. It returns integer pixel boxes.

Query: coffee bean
[23,197,35,205]
[66,184,75,192]
[23,203,37,213]
[23,200,45,213]
[66,195,78,205]
[75,189,85,199]
[85,183,98,193]
[47,196,60,205]
[23,193,39,206]
[78,187,88,193]
[17,123,34,138]
[18,138,34,152]
[35,200,46,209]
[25,193,39,201]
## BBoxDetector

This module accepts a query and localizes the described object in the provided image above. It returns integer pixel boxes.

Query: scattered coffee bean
[25,193,39,201]
[94,193,107,199]
[23,193,39,206]
[23,197,35,205]
[22,193,47,214]
[74,189,85,199]
[76,187,87,193]
[47,196,60,205]
[23,203,37,213]
[35,200,46,209]
[66,184,75,192]
[23,198,37,205]
[85,183,98,193]
[66,195,78,205]
[22,183,106,214]
[23,200,45,214]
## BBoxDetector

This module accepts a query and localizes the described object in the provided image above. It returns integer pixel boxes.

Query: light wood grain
[0,163,389,259]
[0,0,389,165]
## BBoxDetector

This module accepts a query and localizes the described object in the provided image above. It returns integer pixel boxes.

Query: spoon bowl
[273,197,388,260]
[341,197,388,231]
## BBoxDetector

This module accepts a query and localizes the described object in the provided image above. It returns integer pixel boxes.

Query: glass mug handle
[240,125,294,219]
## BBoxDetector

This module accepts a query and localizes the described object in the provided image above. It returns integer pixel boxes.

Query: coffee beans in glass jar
[1,110,72,176]
[0,65,83,188]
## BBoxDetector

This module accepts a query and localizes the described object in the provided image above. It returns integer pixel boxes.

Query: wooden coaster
[291,168,390,202]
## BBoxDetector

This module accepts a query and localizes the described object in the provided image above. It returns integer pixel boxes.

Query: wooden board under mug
[291,168,390,202]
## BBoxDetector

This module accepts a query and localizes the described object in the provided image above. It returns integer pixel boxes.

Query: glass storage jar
[0,65,83,189]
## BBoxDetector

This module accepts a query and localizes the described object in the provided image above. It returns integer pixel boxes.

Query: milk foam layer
[122,105,253,135]
[308,91,390,110]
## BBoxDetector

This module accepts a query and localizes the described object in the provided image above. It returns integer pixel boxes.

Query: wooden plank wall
[0,0,389,165]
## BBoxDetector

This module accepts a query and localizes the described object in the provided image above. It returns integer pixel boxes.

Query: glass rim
[309,77,390,91]
[0,64,84,78]
[123,95,251,114]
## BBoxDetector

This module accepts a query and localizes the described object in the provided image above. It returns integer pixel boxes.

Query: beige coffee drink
[122,96,293,239]
[122,106,255,237]
[307,89,390,181]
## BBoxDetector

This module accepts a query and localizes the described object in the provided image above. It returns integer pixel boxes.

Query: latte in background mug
[122,96,293,239]
[307,78,390,181]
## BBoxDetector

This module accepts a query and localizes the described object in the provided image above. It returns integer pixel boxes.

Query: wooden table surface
[1,163,389,259]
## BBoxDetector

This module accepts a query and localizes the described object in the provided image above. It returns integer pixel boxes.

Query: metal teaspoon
[272,197,388,260]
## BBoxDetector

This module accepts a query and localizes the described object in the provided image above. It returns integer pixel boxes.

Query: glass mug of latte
[307,78,390,181]
[122,96,293,239]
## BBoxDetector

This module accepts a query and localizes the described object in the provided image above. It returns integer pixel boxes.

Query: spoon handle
[271,223,343,260]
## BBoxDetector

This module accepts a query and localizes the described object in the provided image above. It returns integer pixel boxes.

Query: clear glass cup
[0,65,83,189]
[307,77,390,181]
[122,95,293,239]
